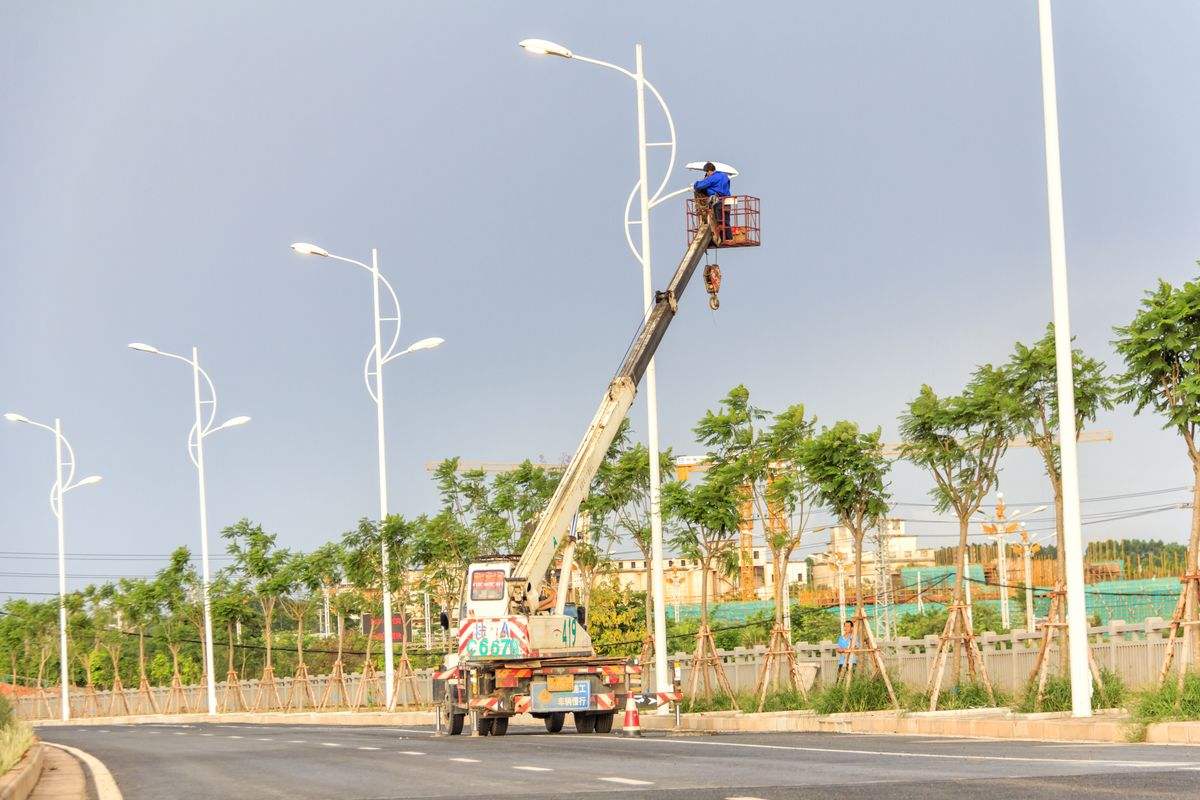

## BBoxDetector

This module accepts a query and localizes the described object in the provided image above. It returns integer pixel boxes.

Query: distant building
[605,549,808,604]
[810,519,936,589]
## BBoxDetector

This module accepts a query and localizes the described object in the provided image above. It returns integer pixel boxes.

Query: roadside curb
[41,744,121,800]
[0,743,43,800]
[31,710,435,728]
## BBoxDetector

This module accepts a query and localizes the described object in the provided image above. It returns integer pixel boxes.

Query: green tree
[1004,324,1114,581]
[280,550,324,673]
[116,578,160,690]
[152,548,198,687]
[222,519,291,678]
[1113,275,1200,673]
[800,421,892,614]
[663,472,741,634]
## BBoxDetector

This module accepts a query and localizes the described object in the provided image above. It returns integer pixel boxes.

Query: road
[38,721,1200,800]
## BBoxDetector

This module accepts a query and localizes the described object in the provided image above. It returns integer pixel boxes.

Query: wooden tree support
[135,674,159,715]
[841,610,900,710]
[752,623,805,711]
[162,671,191,714]
[1027,583,1108,710]
[106,674,132,717]
[78,684,100,718]
[1156,573,1200,694]
[639,635,655,676]
[687,623,739,709]
[925,603,995,711]
[351,661,383,710]
[286,662,318,711]
[221,669,249,712]
[255,664,284,711]
[387,651,424,710]
[319,659,351,710]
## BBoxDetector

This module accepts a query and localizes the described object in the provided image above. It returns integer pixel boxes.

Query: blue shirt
[836,634,857,666]
[694,171,731,197]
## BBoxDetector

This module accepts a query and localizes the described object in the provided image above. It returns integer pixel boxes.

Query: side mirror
[439,610,450,631]
[576,606,586,628]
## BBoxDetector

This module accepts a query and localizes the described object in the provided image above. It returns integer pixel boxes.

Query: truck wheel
[593,712,615,734]
[477,716,494,736]
[544,713,565,733]
[492,716,509,736]
[443,706,464,736]
[574,712,596,734]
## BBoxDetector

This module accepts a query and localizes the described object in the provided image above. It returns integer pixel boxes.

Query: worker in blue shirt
[835,620,857,680]
[693,162,732,244]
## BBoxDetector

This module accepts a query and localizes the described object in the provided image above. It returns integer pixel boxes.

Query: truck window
[471,569,506,601]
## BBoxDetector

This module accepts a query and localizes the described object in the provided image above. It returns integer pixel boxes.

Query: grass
[1131,671,1200,724]
[906,680,1010,712]
[1014,669,1127,713]
[0,695,33,775]
[681,689,811,714]
[811,674,901,714]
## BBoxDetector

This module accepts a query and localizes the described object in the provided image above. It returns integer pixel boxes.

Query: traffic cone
[621,695,642,737]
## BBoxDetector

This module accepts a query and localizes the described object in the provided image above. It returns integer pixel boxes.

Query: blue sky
[3,2,1199,598]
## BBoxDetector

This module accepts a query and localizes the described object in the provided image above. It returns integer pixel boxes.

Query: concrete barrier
[0,744,43,800]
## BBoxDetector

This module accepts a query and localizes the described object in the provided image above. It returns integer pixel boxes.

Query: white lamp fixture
[518,38,573,59]
[291,242,330,257]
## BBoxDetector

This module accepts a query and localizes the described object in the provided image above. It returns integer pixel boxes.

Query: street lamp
[128,342,250,716]
[978,493,1047,629]
[1035,0,1091,717]
[5,413,102,721]
[290,241,443,708]
[521,37,697,709]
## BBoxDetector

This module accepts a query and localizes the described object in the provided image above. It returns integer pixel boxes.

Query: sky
[3,1,1199,600]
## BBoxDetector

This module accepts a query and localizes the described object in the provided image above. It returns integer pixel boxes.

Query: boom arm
[506,220,714,613]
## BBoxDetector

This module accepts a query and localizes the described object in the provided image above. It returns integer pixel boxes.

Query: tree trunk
[227,623,235,673]
[700,558,710,627]
[137,629,147,681]
[295,615,304,668]
[1052,474,1065,583]
[643,556,654,645]
[853,530,865,616]
[772,546,787,628]
[262,600,274,672]
[1185,462,1200,670]
[954,516,969,603]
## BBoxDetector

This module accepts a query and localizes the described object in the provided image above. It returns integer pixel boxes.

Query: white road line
[399,751,426,756]
[227,735,243,739]
[287,740,306,744]
[393,728,434,735]
[257,738,274,742]
[44,743,123,800]
[513,766,553,772]
[600,777,654,786]
[726,796,769,800]
[199,733,214,737]
[606,736,1196,769]
[320,742,341,747]
[173,732,188,736]
[449,757,480,763]
[358,746,381,751]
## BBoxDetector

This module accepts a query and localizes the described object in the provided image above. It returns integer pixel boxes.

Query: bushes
[1014,668,1126,713]
[1132,672,1200,723]
[907,680,1008,711]
[811,674,898,714]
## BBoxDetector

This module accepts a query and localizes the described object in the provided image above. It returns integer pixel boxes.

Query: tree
[1113,275,1200,679]
[663,470,741,703]
[222,519,291,706]
[279,550,324,708]
[800,420,897,708]
[116,577,160,701]
[1004,324,1115,581]
[152,548,199,712]
[763,406,820,634]
[413,508,478,624]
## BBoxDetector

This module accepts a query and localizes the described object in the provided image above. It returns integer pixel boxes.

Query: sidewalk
[27,748,85,800]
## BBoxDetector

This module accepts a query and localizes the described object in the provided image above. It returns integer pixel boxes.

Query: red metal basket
[686,195,760,249]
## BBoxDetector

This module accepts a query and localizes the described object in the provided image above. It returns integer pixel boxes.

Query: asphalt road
[38,721,1200,800]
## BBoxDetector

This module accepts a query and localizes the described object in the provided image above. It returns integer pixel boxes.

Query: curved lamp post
[4,412,102,721]
[128,342,250,716]
[290,242,443,709]
[520,37,696,705]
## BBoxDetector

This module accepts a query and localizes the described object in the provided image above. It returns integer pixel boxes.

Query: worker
[693,162,731,243]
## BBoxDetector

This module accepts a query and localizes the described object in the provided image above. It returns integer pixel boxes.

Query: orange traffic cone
[621,695,642,737]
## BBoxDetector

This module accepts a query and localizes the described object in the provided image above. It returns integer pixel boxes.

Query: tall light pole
[1035,0,1091,717]
[128,343,250,716]
[520,38,703,708]
[5,413,102,721]
[290,241,443,708]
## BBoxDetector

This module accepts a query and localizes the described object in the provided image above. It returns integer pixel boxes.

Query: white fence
[11,617,1185,719]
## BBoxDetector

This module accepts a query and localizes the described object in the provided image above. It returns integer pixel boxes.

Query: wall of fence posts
[11,617,1186,720]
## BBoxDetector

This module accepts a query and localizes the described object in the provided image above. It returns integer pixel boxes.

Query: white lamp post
[5,412,102,721]
[290,242,443,708]
[128,342,250,716]
[1035,0,1091,717]
[520,37,702,708]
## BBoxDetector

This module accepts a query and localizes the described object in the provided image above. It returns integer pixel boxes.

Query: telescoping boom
[505,219,715,614]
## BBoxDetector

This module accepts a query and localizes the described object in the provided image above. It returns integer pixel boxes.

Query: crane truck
[433,200,749,736]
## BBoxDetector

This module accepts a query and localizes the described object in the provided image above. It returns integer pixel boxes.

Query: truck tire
[477,716,494,736]
[544,712,565,733]
[574,712,596,734]
[593,712,615,734]
[442,706,464,736]
[492,716,510,736]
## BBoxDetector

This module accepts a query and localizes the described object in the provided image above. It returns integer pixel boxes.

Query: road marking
[227,735,243,739]
[393,728,433,735]
[287,740,306,744]
[726,796,769,800]
[44,743,123,800]
[320,742,342,747]
[450,757,480,763]
[257,738,274,742]
[400,751,425,756]
[199,733,214,737]
[358,746,381,751]
[605,736,1196,768]
[601,777,653,786]
[173,732,188,736]
[513,766,553,772]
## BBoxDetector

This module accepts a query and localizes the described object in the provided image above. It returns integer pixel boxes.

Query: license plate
[547,674,574,692]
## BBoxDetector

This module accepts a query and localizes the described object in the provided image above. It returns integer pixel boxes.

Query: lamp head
[406,336,445,354]
[127,342,160,354]
[519,38,573,59]
[214,415,251,433]
[3,412,29,424]
[75,475,103,488]
[291,242,329,257]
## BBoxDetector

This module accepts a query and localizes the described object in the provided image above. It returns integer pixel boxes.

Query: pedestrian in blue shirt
[835,620,857,680]
[693,162,732,244]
